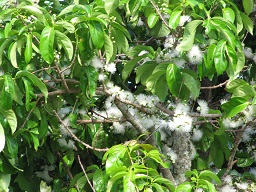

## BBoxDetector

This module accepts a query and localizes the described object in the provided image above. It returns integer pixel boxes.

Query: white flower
[141,117,154,129]
[112,122,125,134]
[249,168,256,177]
[235,182,248,190]
[192,129,203,141]
[179,15,191,26]
[221,185,236,192]
[194,188,203,192]
[243,105,256,122]
[169,114,193,132]
[173,58,186,68]
[187,45,203,65]
[91,56,103,69]
[197,100,209,115]
[166,148,177,163]
[164,35,176,48]
[108,85,121,94]
[220,99,228,105]
[137,17,144,26]
[36,170,53,183]
[159,129,167,141]
[174,103,190,115]
[136,94,148,106]
[253,55,256,63]
[98,73,106,81]
[105,62,116,74]
[223,175,232,183]
[222,118,244,129]
[106,106,122,118]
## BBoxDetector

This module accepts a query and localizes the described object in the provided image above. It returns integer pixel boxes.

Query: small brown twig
[54,61,70,93]
[77,119,125,124]
[53,110,109,152]
[201,80,228,89]
[77,155,96,192]
[36,88,79,97]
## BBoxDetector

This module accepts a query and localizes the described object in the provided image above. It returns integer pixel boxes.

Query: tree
[0,0,255,191]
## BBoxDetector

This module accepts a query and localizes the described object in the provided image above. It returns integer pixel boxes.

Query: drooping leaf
[55,30,74,60]
[88,21,104,49]
[221,97,249,118]
[1,109,17,134]
[8,42,18,68]
[147,13,159,29]
[105,0,119,15]
[214,40,227,76]
[240,11,254,35]
[242,0,253,15]
[16,70,48,100]
[176,20,203,51]
[104,34,114,63]
[39,26,55,64]
[25,34,33,63]
[169,10,182,29]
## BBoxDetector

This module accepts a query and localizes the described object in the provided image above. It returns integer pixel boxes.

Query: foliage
[0,0,255,191]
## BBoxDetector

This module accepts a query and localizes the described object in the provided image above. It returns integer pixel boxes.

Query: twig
[54,61,70,93]
[32,66,57,74]
[43,79,79,84]
[148,0,172,31]
[77,155,96,192]
[77,119,125,124]
[36,89,79,97]
[53,110,109,152]
[60,45,78,74]
[57,152,80,192]
[201,80,228,89]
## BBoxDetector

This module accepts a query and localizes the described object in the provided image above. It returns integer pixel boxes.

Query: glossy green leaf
[16,70,48,100]
[182,72,200,99]
[232,84,255,100]
[25,34,33,64]
[55,21,75,33]
[147,13,159,29]
[153,176,175,191]
[237,157,254,167]
[240,11,254,35]
[214,40,227,76]
[175,182,194,192]
[222,8,235,23]
[1,109,17,134]
[106,171,127,192]
[105,0,119,14]
[104,34,114,63]
[221,97,249,118]
[93,169,108,192]
[88,21,104,49]
[176,20,203,51]
[0,38,12,65]
[169,10,182,29]
[123,170,136,192]
[0,123,5,152]
[1,75,14,110]
[199,170,221,184]
[166,64,189,100]
[21,6,46,24]
[39,26,55,64]
[8,42,18,68]
[0,173,10,192]
[55,30,74,60]
[122,56,145,80]
[242,0,253,15]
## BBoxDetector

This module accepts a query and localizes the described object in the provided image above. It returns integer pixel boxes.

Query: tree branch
[53,110,108,152]
[201,80,228,89]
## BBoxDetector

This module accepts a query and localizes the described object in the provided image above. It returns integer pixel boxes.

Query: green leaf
[176,20,203,51]
[214,40,227,76]
[147,13,159,29]
[1,109,17,134]
[169,10,182,29]
[106,171,127,192]
[242,0,253,15]
[25,34,33,64]
[199,170,221,184]
[1,75,14,110]
[240,11,254,35]
[8,42,18,68]
[221,97,249,118]
[175,182,194,192]
[80,66,98,98]
[93,169,108,192]
[222,8,235,23]
[123,170,136,192]
[153,177,175,191]
[232,84,255,100]
[88,21,104,49]
[237,157,254,167]
[16,70,48,101]
[122,56,145,80]
[181,72,200,99]
[0,123,5,152]
[105,0,119,15]
[55,30,74,60]
[0,38,12,65]
[55,21,75,33]
[104,34,114,63]
[0,173,10,192]
[40,26,55,64]
[21,6,46,25]
[166,64,189,100]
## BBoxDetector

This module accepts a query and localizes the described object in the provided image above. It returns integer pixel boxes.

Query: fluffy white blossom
[112,122,125,134]
[105,62,116,74]
[220,99,228,105]
[174,103,190,115]
[221,185,236,192]
[173,58,186,68]
[222,118,244,129]
[179,15,191,26]
[235,182,248,190]
[187,45,203,65]
[98,73,106,81]
[168,114,193,132]
[243,105,256,122]
[91,56,103,69]
[223,175,232,183]
[192,129,203,141]
[243,47,254,58]
[164,35,176,48]
[166,148,177,163]
[137,17,144,26]
[58,138,75,149]
[106,106,123,118]
[197,100,209,115]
